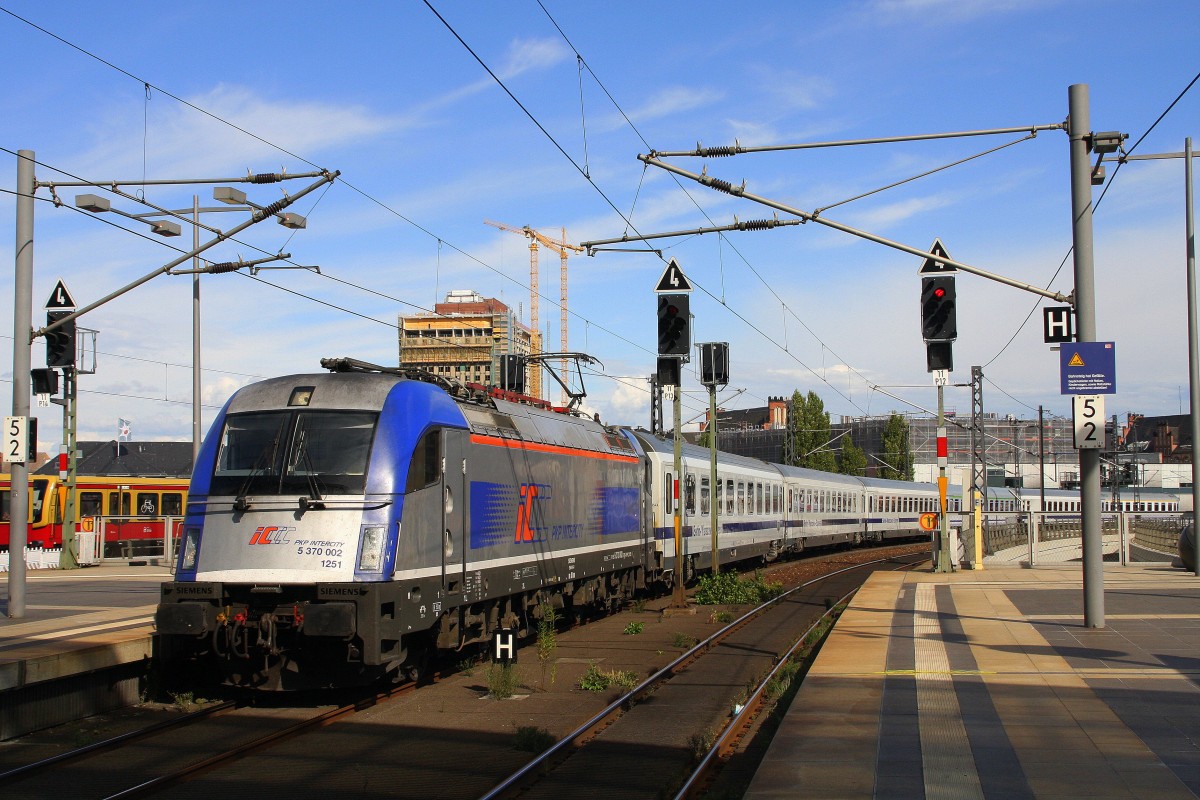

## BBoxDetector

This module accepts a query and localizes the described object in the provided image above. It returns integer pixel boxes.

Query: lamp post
[74,187,309,464]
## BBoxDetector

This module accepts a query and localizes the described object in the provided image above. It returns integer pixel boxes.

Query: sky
[1,0,1197,455]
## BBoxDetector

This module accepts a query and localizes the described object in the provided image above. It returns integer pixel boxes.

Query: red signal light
[933,287,946,299]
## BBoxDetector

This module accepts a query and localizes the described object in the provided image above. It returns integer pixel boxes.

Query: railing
[0,516,181,570]
[980,511,1187,566]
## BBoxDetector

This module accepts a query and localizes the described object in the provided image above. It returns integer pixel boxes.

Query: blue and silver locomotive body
[157,361,648,689]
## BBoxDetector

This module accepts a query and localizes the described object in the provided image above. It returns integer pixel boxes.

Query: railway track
[481,549,927,800]
[0,544,927,799]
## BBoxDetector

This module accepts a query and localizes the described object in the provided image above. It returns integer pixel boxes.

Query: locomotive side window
[405,429,442,493]
[665,471,673,515]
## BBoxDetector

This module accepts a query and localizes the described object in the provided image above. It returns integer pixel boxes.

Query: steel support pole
[936,383,951,572]
[709,383,719,574]
[1039,405,1047,510]
[672,384,686,607]
[193,196,202,467]
[59,368,79,569]
[1068,84,1104,627]
[8,150,34,618]
[1184,137,1198,550]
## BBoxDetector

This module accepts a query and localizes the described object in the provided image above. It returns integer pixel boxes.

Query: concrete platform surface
[1,564,171,691]
[745,564,1200,799]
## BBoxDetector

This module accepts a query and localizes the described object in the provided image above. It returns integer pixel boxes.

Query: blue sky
[1,1,1197,451]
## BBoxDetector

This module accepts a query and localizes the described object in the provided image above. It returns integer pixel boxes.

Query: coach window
[405,429,442,493]
[665,472,673,515]
[755,483,762,515]
[700,477,710,515]
[136,493,160,517]
[109,492,131,516]
[78,491,103,517]
[163,493,183,517]
[726,480,734,513]
[685,474,696,514]
[737,482,745,515]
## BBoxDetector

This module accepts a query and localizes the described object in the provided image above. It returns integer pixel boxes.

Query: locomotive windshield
[210,410,378,497]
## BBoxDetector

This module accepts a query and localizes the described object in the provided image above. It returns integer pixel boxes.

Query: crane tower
[484,220,583,403]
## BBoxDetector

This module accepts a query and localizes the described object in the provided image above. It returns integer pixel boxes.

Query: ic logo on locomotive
[515,484,540,543]
[248,525,295,545]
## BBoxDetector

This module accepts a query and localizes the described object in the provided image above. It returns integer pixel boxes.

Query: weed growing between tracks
[536,603,559,690]
[513,725,555,753]
[486,663,520,699]
[578,662,640,692]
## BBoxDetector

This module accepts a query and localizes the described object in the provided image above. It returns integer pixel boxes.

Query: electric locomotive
[156,358,649,689]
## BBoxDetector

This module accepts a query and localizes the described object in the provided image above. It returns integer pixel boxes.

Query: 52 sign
[4,416,33,464]
[1072,395,1105,450]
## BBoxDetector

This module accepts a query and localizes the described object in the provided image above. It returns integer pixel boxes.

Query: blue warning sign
[1060,341,1116,395]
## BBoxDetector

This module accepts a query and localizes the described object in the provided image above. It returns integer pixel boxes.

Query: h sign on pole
[1043,306,1074,343]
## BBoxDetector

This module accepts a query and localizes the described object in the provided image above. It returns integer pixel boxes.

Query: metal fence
[979,512,1187,567]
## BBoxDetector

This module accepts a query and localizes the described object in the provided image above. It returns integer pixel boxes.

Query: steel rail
[89,681,416,800]
[0,700,238,786]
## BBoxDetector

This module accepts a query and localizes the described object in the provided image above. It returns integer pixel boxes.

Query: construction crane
[484,220,584,403]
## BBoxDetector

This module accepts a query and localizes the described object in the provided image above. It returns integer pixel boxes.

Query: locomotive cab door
[441,429,468,594]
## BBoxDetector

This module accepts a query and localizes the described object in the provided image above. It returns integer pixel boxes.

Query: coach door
[441,429,468,593]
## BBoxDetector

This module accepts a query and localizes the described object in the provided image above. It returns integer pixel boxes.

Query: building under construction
[397,290,533,389]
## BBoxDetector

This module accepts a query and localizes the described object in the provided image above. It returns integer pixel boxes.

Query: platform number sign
[1072,395,1105,449]
[4,416,29,464]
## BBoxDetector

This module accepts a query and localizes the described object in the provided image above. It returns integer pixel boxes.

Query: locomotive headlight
[179,526,201,571]
[358,525,387,572]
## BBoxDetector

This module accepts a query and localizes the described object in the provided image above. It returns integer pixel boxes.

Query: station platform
[745,563,1200,799]
[0,564,172,739]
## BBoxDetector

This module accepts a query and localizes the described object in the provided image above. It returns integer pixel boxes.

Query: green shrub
[623,621,645,635]
[694,570,783,605]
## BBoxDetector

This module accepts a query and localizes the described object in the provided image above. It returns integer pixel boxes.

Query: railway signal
[657,294,691,356]
[920,276,957,342]
[44,311,76,368]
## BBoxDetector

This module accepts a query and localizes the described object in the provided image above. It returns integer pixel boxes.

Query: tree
[789,390,837,472]
[879,413,913,481]
[840,435,867,477]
